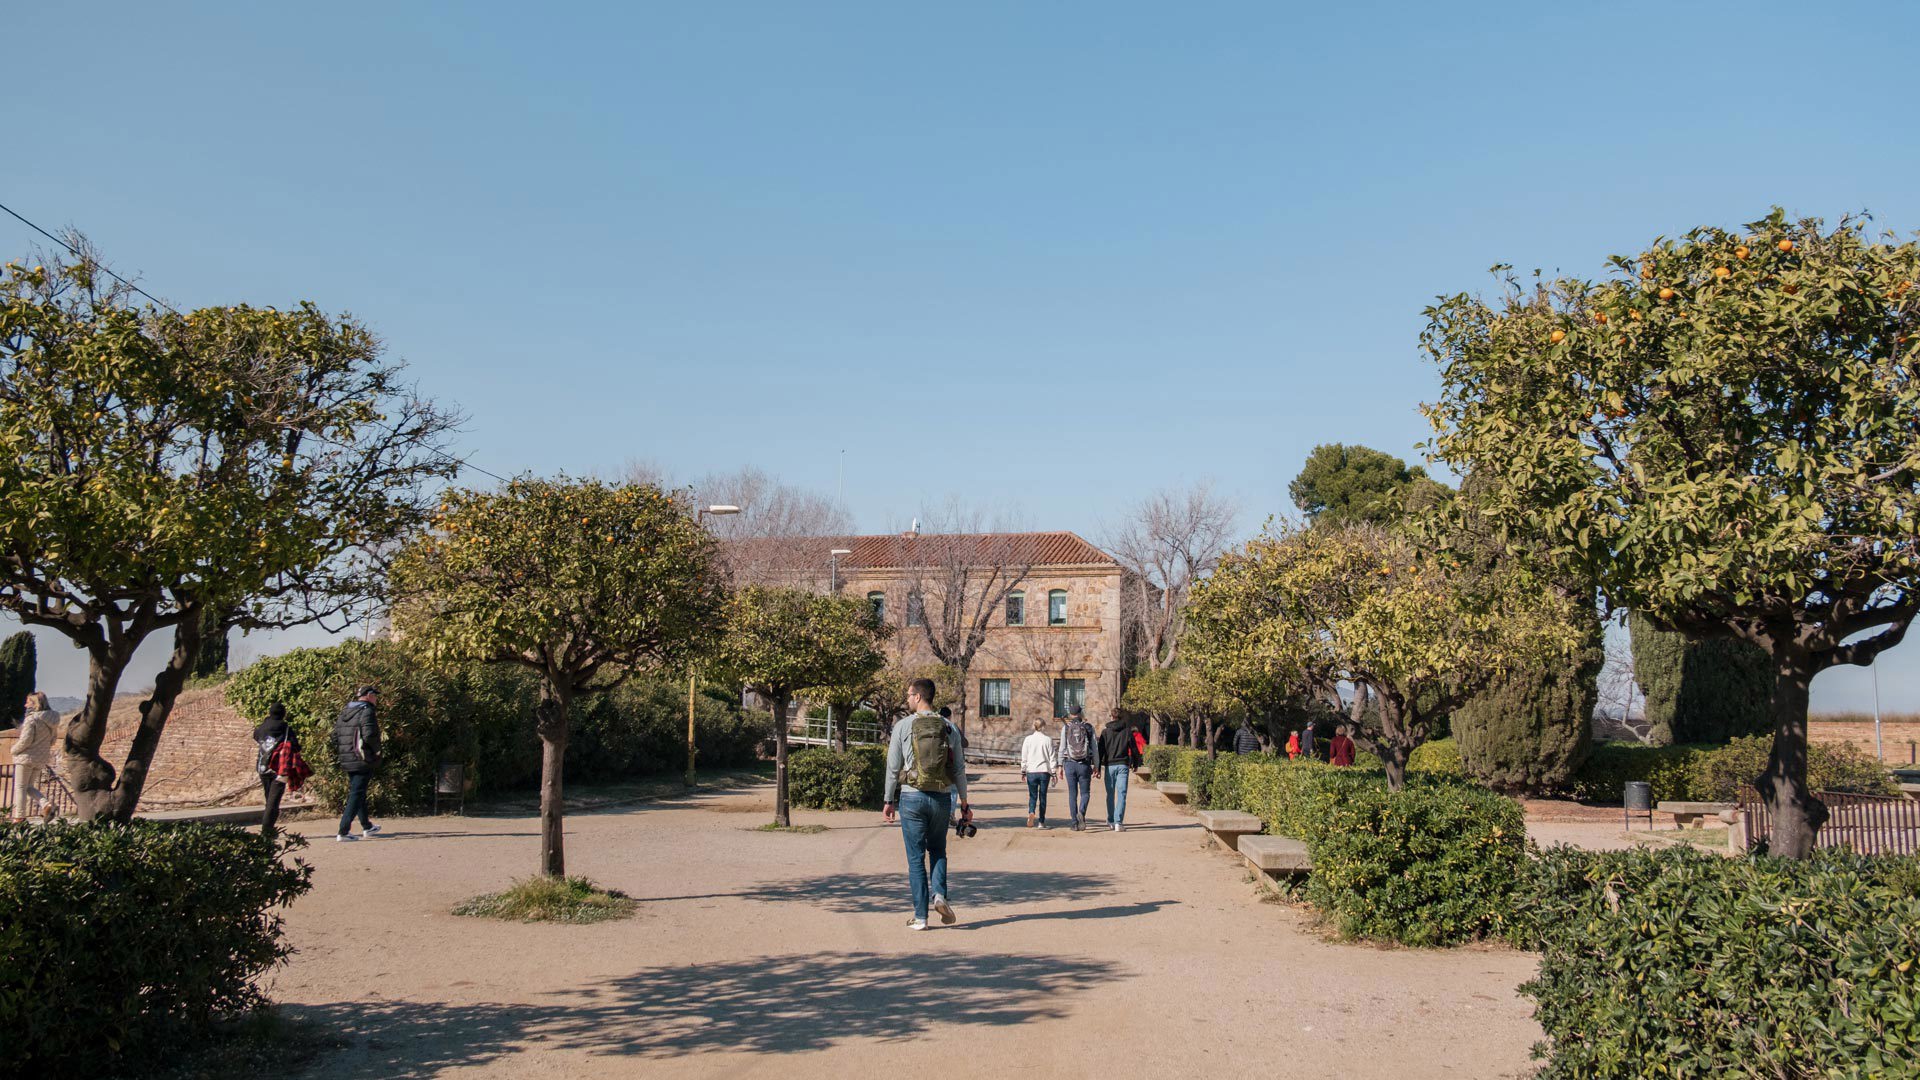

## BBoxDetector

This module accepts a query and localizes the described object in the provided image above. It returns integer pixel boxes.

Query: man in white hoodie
[1019,717,1060,829]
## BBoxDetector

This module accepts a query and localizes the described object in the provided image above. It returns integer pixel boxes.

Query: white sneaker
[364,823,383,836]
[932,895,955,925]
[1037,822,1050,831]
[1111,823,1121,832]
[336,833,359,842]
[907,919,929,931]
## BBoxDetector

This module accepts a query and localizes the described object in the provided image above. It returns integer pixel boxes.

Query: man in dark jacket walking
[1097,708,1141,832]
[1233,720,1262,755]
[333,686,383,841]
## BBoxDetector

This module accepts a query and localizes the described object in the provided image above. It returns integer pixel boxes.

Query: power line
[0,197,509,485]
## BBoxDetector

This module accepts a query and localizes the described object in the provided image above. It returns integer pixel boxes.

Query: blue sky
[7,1,1920,712]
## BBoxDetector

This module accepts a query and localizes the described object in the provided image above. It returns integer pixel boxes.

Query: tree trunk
[832,705,847,752]
[106,614,204,820]
[1149,714,1165,746]
[535,680,572,878]
[1755,652,1825,858]
[954,662,970,738]
[1204,716,1220,760]
[772,692,792,827]
[63,647,134,819]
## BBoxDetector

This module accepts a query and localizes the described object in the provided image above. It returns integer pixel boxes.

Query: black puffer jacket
[333,700,381,774]
[1233,725,1262,755]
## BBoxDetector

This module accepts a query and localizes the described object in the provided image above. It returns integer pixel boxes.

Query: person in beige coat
[10,691,60,822]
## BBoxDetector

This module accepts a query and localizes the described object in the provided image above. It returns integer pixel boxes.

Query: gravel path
[271,766,1544,1078]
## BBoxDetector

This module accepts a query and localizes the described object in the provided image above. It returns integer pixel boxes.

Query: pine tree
[1627,610,1773,745]
[0,630,36,728]
[1454,604,1602,793]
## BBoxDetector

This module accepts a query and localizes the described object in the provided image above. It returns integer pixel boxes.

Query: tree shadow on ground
[285,950,1123,1076]
[744,870,1120,914]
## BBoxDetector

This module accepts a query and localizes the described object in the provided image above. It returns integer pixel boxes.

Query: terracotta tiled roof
[725,531,1118,571]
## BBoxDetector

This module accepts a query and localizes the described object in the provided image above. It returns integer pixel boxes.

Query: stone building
[727,531,1135,752]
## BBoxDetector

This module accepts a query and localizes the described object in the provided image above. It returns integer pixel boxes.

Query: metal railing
[1,764,79,820]
[1740,788,1920,856]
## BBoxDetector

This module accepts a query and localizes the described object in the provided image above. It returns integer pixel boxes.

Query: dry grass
[453,876,637,924]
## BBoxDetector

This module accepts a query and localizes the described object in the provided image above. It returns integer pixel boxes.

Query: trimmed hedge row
[1516,845,1920,1077]
[0,820,312,1075]
[787,746,887,810]
[1569,735,1895,804]
[1151,747,1526,945]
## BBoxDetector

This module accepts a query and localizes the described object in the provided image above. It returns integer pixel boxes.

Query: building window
[1052,679,1086,718]
[906,590,925,627]
[980,679,1011,717]
[1005,591,1024,626]
[1048,589,1068,626]
[867,592,886,623]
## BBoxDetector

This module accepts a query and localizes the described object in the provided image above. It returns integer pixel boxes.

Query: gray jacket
[333,700,381,774]
[13,709,58,764]
[884,712,968,805]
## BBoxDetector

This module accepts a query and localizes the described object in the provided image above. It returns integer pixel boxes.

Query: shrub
[1568,741,1702,803]
[0,820,312,1075]
[787,746,886,810]
[1407,737,1465,778]
[1688,734,1898,801]
[1452,614,1599,794]
[226,640,770,811]
[1627,609,1773,745]
[1517,845,1920,1077]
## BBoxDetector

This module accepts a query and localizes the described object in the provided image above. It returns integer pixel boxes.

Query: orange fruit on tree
[1778,239,1794,252]
[1640,266,1655,280]
[1550,329,1566,343]
[1735,245,1750,260]
[1658,287,1675,300]
[1714,266,1732,279]
[1594,312,1608,324]
[1629,309,1643,321]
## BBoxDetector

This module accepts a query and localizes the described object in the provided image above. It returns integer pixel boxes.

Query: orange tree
[0,253,457,818]
[1184,524,1579,789]
[1425,209,1920,856]
[714,585,888,827]
[390,477,725,876]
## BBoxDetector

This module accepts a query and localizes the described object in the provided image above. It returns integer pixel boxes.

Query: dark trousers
[1063,760,1093,823]
[260,774,286,834]
[1024,771,1051,823]
[337,770,373,836]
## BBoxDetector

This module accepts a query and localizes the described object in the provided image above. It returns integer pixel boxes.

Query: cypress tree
[1626,610,1773,745]
[0,630,36,728]
[1454,602,1602,794]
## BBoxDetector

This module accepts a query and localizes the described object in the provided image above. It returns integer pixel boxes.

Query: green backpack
[905,715,954,791]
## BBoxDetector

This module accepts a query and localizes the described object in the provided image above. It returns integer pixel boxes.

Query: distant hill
[48,696,84,715]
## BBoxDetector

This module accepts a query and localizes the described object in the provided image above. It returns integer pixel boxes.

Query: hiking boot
[933,895,955,925]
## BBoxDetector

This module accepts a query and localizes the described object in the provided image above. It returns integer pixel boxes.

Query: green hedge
[0,820,313,1075]
[1406,737,1464,778]
[226,639,769,812]
[1157,747,1526,945]
[1516,845,1920,1077]
[787,746,887,810]
[1571,738,1896,804]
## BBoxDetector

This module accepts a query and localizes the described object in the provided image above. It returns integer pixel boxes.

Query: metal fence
[1,763,79,820]
[1740,788,1920,856]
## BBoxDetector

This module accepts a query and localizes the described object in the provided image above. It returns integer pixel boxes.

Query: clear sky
[7,1,1920,714]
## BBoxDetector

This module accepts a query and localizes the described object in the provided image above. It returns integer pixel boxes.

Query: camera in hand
[953,807,977,838]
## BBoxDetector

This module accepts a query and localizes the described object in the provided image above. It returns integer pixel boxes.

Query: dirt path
[272,766,1544,1079]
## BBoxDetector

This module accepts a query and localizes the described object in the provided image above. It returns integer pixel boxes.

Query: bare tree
[1106,483,1237,671]
[891,505,1033,737]
[691,466,853,541]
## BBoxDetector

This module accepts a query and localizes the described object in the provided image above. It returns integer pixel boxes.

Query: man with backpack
[883,678,968,930]
[333,685,383,842]
[1098,707,1142,831]
[1058,704,1097,831]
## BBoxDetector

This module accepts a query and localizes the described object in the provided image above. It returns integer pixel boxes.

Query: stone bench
[1240,834,1312,880]
[1196,809,1263,851]
[1155,782,1189,804]
[1657,801,1736,828]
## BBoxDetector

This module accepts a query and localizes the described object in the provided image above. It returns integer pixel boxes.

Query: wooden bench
[1156,781,1189,804]
[1240,835,1312,882]
[1657,801,1736,828]
[1196,809,1263,852]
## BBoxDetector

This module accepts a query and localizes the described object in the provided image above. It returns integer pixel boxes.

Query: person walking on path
[883,678,968,930]
[333,686,383,841]
[1098,707,1140,832]
[1018,717,1059,829]
[1058,705,1097,831]
[10,692,59,822]
[1285,728,1302,759]
[1298,721,1316,761]
[1233,720,1262,756]
[253,703,309,834]
[1329,725,1357,767]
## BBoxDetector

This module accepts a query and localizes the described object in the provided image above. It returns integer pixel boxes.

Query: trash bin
[434,761,466,816]
[1623,780,1652,830]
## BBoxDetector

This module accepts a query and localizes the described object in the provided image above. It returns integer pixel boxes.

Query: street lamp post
[826,548,852,748]
[688,504,740,787]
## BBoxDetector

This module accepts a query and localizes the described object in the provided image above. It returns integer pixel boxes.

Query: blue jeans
[338,771,374,836]
[1104,763,1131,825]
[1063,760,1093,823]
[1024,771,1051,824]
[898,788,952,921]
